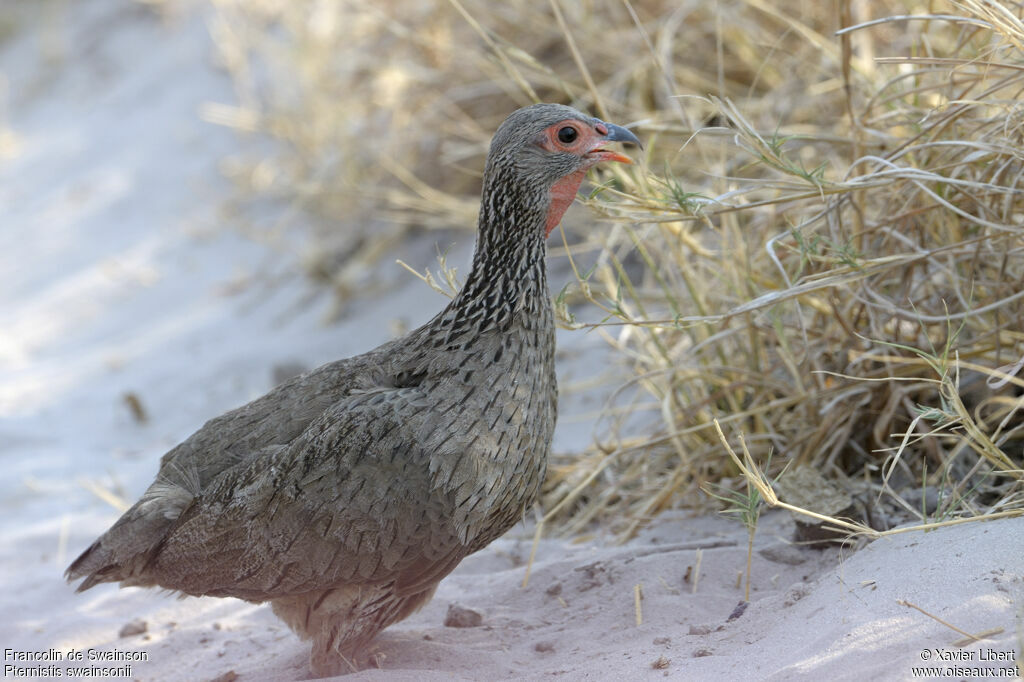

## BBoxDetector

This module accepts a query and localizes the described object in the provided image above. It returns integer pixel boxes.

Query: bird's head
[483,103,642,237]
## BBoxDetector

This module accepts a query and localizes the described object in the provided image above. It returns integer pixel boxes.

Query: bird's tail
[66,539,120,592]
[66,480,195,591]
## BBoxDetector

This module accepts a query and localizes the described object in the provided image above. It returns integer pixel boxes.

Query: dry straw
[206,0,1024,540]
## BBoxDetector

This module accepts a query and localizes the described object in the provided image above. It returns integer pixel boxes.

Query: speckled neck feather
[438,151,555,338]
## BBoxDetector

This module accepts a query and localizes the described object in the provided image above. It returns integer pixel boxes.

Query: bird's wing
[136,380,473,600]
[154,353,378,492]
[67,350,396,591]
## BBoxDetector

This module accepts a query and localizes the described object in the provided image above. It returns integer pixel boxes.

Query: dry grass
[206,0,1024,540]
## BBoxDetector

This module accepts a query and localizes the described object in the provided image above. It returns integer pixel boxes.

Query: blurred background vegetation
[175,0,1024,539]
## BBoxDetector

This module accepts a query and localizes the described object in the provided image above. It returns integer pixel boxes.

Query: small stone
[903,487,941,515]
[534,641,555,653]
[693,648,713,658]
[774,467,855,547]
[783,584,811,608]
[652,656,670,669]
[574,561,612,592]
[444,604,483,628]
[653,636,671,646]
[758,544,807,566]
[688,624,712,636]
[545,582,563,597]
[205,672,238,682]
[118,619,147,637]
[726,600,749,622]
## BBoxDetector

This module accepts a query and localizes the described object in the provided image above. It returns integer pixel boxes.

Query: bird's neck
[444,168,552,332]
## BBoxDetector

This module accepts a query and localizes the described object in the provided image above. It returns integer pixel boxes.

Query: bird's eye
[557,126,578,144]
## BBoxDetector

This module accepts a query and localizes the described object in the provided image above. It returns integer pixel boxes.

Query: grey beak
[602,122,643,149]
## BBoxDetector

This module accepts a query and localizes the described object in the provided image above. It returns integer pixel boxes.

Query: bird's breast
[409,326,555,547]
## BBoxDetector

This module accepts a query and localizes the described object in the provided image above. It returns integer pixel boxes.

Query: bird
[66,103,641,677]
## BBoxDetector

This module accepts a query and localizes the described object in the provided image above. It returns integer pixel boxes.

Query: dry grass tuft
[207,0,1024,540]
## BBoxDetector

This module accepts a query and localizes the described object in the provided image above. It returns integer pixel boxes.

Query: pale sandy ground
[1,2,1021,681]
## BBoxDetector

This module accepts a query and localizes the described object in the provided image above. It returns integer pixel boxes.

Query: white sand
[1,2,1020,680]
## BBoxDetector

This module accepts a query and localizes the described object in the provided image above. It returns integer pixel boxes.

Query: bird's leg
[309,630,359,678]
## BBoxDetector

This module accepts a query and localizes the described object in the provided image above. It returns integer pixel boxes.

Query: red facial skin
[538,119,634,237]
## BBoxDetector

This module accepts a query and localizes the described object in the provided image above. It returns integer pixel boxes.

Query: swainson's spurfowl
[67,103,641,677]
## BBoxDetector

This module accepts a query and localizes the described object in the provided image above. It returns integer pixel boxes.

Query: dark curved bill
[602,122,642,149]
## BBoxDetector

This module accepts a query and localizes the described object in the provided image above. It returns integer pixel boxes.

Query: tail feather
[66,540,101,585]
[66,538,131,591]
[65,481,196,592]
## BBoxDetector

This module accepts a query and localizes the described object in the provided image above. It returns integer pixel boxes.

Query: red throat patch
[545,170,587,237]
